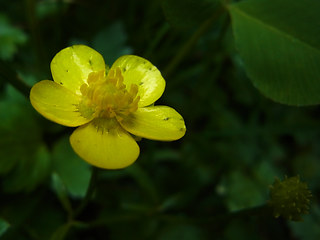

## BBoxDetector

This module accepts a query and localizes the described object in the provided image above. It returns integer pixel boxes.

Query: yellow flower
[30,45,186,169]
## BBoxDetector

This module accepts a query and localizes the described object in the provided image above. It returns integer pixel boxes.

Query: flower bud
[268,176,312,221]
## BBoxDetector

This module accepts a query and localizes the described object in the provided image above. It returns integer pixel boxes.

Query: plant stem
[144,23,170,58]
[207,204,271,225]
[0,61,31,98]
[88,214,140,227]
[83,204,272,230]
[158,204,271,226]
[50,168,99,240]
[25,0,46,67]
[73,167,99,218]
[163,7,226,77]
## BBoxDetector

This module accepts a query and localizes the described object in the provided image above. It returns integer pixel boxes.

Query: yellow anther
[78,68,140,120]
[80,83,88,95]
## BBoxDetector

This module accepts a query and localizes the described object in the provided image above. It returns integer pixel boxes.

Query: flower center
[78,67,140,121]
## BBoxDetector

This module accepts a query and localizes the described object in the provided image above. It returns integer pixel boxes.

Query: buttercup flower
[30,45,186,169]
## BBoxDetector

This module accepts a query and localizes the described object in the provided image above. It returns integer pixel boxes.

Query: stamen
[78,68,140,120]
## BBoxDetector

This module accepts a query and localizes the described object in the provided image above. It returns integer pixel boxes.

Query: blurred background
[0,0,319,239]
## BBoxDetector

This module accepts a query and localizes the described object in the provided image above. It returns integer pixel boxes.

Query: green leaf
[125,164,158,204]
[0,218,10,237]
[157,224,206,240]
[220,171,266,211]
[0,86,51,192]
[224,219,260,240]
[52,137,91,198]
[162,0,220,30]
[229,0,320,105]
[92,21,132,66]
[289,205,320,240]
[51,173,73,213]
[0,14,27,60]
[2,144,51,192]
[50,223,71,240]
[36,0,68,19]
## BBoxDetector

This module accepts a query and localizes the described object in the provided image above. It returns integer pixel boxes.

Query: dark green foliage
[162,0,220,30]
[52,137,91,198]
[229,0,320,105]
[0,86,50,192]
[0,0,320,239]
[0,218,10,237]
[0,14,27,60]
[92,21,133,66]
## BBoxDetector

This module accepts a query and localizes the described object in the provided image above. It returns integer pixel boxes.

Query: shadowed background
[0,0,319,239]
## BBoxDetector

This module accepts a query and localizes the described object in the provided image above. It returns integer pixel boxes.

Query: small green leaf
[289,205,320,240]
[36,0,68,19]
[125,164,158,203]
[92,21,132,66]
[52,137,91,198]
[3,144,51,192]
[51,173,73,213]
[0,86,51,192]
[224,219,260,240]
[229,0,320,105]
[221,171,266,211]
[157,224,206,240]
[0,14,27,60]
[162,0,220,30]
[0,218,10,237]
[50,223,71,240]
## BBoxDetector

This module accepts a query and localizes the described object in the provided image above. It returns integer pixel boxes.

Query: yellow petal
[111,55,165,107]
[30,80,92,127]
[51,45,106,95]
[70,118,140,169]
[120,106,186,141]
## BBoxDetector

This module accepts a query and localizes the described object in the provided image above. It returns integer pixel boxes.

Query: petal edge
[111,55,165,107]
[70,119,140,169]
[120,106,186,141]
[51,45,106,95]
[30,80,92,127]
